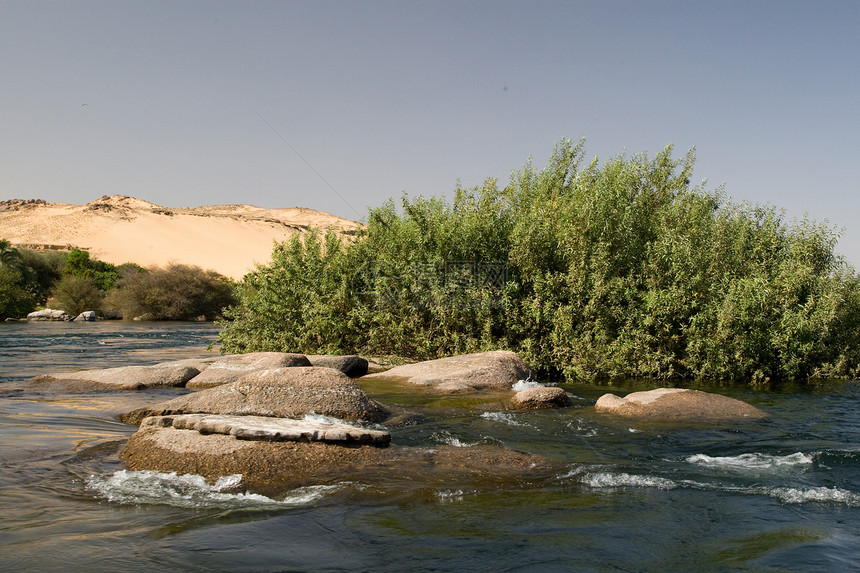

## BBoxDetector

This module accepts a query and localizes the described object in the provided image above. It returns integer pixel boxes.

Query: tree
[49,275,102,316]
[104,263,236,320]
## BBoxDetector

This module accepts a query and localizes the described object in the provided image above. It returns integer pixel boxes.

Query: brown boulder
[31,362,200,390]
[305,355,368,377]
[594,388,768,422]
[185,352,312,389]
[119,424,551,495]
[510,386,573,410]
[121,366,390,425]
[361,351,531,392]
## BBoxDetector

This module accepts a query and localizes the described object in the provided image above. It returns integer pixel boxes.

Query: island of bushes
[5,139,860,387]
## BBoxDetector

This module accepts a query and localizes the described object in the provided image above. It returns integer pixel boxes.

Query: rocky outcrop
[26,308,69,321]
[73,311,97,321]
[32,362,201,390]
[184,352,312,389]
[119,424,551,495]
[306,355,368,377]
[361,351,531,392]
[121,366,390,425]
[510,386,573,410]
[142,414,391,446]
[594,388,768,422]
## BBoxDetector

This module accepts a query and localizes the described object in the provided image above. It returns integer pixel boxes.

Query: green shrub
[49,274,102,316]
[104,263,236,320]
[218,139,860,385]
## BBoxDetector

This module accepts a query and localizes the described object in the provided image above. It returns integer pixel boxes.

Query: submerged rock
[361,350,531,393]
[121,366,390,425]
[32,363,201,390]
[510,386,573,410]
[594,388,768,422]
[185,352,312,389]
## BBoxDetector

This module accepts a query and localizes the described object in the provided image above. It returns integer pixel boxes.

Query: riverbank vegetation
[0,241,235,321]
[218,140,860,385]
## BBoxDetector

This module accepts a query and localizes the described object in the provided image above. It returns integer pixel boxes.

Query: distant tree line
[0,241,235,321]
[217,139,860,386]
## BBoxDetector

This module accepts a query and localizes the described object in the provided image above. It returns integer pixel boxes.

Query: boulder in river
[360,350,531,392]
[510,386,573,410]
[185,352,312,389]
[305,355,368,377]
[119,423,551,495]
[31,362,201,390]
[121,366,391,425]
[594,388,768,422]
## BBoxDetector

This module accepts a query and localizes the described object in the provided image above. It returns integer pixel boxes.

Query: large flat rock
[120,425,552,495]
[594,388,768,422]
[186,352,312,389]
[361,351,531,392]
[121,366,390,425]
[142,414,391,445]
[31,363,201,390]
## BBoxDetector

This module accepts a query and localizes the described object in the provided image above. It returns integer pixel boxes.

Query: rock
[32,363,201,390]
[360,351,531,392]
[510,386,573,410]
[185,352,312,389]
[73,311,97,322]
[306,355,368,377]
[142,414,391,446]
[26,308,68,321]
[121,366,390,425]
[594,388,768,422]
[119,425,551,495]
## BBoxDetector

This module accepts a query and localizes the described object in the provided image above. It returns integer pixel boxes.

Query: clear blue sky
[3,1,859,265]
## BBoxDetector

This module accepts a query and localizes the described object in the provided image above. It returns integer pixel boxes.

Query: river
[1,321,858,572]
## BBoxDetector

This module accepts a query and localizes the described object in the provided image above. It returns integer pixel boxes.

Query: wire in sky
[255,111,364,221]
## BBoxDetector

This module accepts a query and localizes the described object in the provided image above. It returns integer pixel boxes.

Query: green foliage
[63,249,119,291]
[0,240,37,318]
[0,265,36,319]
[218,140,860,385]
[104,263,236,320]
[49,274,102,316]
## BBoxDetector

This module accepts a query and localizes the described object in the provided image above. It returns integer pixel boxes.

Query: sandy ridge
[0,195,361,279]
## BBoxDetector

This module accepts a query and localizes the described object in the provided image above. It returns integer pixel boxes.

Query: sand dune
[0,196,361,279]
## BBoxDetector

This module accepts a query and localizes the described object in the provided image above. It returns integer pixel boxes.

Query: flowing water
[1,322,859,572]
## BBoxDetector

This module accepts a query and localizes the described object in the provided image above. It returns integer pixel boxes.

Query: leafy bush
[63,249,119,290]
[104,263,236,320]
[48,274,102,316]
[218,140,860,385]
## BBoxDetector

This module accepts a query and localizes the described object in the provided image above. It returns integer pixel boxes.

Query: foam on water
[432,430,478,447]
[480,411,530,427]
[686,452,814,471]
[511,379,545,391]
[86,470,339,509]
[582,472,678,490]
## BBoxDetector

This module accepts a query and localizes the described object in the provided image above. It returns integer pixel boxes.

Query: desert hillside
[0,196,361,279]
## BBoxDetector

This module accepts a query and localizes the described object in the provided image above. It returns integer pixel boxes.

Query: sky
[3,1,859,265]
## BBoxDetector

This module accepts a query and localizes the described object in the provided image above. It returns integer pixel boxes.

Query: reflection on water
[1,321,859,572]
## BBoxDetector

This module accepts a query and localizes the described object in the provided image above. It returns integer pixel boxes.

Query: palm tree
[0,239,25,272]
